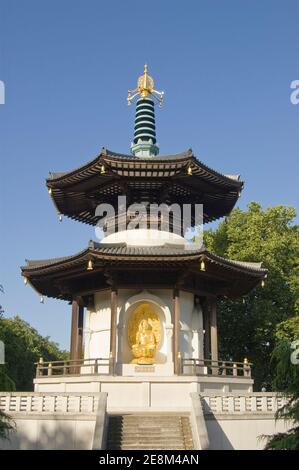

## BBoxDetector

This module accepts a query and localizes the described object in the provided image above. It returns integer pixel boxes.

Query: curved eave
[21,243,267,301]
[45,148,243,225]
[46,148,243,189]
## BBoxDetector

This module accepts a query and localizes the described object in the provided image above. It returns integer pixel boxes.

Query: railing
[35,357,111,378]
[35,357,252,378]
[201,393,287,414]
[180,358,252,378]
[0,392,100,414]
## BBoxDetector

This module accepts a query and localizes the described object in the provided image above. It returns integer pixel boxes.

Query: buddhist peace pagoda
[21,66,267,409]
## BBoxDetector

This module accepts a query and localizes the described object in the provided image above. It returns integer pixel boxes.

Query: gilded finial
[127,64,164,106]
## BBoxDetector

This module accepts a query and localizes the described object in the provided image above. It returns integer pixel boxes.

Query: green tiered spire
[127,65,164,157]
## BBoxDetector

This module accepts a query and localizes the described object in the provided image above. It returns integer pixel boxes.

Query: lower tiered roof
[21,241,267,302]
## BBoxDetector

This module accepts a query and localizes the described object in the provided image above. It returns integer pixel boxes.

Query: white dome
[101,229,187,247]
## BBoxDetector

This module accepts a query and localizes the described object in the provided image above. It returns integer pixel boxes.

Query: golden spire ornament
[127,64,164,106]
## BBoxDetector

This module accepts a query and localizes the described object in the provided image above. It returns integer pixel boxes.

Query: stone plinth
[34,375,253,412]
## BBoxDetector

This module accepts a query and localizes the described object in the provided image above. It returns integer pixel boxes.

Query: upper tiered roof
[46,147,243,225]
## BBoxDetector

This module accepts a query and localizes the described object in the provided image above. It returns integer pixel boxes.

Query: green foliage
[264,318,299,449]
[0,365,16,391]
[275,316,299,343]
[0,410,15,440]
[0,284,4,317]
[0,316,68,391]
[265,425,299,450]
[204,202,299,390]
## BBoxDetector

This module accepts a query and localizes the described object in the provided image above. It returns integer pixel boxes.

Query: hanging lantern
[48,187,52,195]
[40,296,44,304]
[261,279,265,288]
[200,258,206,271]
[87,259,94,271]
[127,90,132,105]
[187,166,192,176]
[100,165,106,174]
[24,277,28,285]
[58,213,63,222]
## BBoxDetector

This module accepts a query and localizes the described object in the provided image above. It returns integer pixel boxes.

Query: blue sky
[0,1,298,350]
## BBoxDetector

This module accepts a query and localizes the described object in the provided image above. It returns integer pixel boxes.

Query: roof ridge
[22,242,266,274]
[208,251,266,272]
[47,147,243,187]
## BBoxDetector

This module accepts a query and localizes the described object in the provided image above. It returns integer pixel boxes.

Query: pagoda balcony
[180,358,251,378]
[35,358,111,377]
[35,357,251,379]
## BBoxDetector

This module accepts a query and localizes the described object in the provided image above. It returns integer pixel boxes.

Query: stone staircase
[106,414,194,450]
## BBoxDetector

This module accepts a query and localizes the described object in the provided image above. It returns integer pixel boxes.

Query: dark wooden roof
[46,148,243,225]
[21,241,267,301]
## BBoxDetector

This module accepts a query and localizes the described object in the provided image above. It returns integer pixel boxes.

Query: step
[118,445,187,450]
[108,427,183,433]
[109,421,184,425]
[108,432,184,437]
[108,437,186,443]
[108,439,186,447]
[108,429,184,435]
[110,416,185,420]
[109,423,183,428]
[106,414,194,450]
[109,419,185,424]
[110,419,184,423]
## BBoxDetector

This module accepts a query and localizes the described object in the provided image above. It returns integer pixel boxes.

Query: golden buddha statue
[131,319,157,364]
[128,303,161,365]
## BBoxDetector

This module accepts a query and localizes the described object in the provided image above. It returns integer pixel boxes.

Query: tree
[0,284,16,391]
[204,203,299,390]
[0,316,68,391]
[0,365,15,391]
[264,316,299,449]
[0,280,15,440]
[0,410,15,441]
[0,285,4,318]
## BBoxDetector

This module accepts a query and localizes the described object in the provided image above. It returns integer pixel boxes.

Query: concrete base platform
[34,375,253,411]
